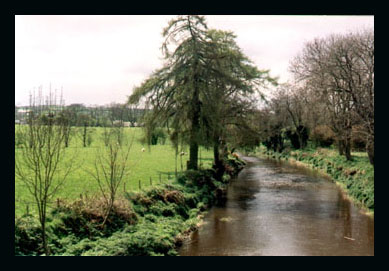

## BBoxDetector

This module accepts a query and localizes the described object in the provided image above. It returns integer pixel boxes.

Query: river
[179,156,374,256]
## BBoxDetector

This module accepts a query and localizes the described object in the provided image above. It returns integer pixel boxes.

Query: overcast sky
[15,15,374,106]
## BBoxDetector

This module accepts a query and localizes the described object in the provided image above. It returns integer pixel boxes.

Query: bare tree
[87,126,133,228]
[257,98,289,153]
[56,108,75,147]
[327,29,374,164]
[15,89,76,255]
[274,84,309,149]
[77,113,92,147]
[290,29,374,162]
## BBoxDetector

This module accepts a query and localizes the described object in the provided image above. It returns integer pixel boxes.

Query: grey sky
[15,15,374,106]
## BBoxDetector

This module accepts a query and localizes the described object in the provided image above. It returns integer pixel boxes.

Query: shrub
[15,163,245,256]
[351,126,367,151]
[310,125,335,147]
[81,218,184,256]
[15,215,43,256]
[50,196,137,238]
[150,128,167,145]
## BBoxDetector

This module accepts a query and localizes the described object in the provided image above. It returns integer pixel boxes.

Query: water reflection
[179,156,374,256]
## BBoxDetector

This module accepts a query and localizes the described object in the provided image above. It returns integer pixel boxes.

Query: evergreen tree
[128,15,210,170]
[128,16,277,171]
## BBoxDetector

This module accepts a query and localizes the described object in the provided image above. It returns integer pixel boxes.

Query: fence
[17,172,178,217]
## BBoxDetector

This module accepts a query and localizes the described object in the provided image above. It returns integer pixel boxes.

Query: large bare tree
[273,83,309,149]
[15,90,76,255]
[290,29,374,163]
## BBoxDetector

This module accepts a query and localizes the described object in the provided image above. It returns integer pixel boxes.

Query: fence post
[26,204,29,215]
[159,173,161,184]
[150,177,152,186]
[139,179,141,190]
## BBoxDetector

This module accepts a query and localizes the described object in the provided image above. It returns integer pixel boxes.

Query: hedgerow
[15,157,244,256]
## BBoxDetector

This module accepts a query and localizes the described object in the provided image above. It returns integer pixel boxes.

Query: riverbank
[179,155,374,256]
[252,146,374,216]
[15,157,246,256]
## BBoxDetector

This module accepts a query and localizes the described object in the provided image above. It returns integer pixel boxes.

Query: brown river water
[179,156,374,256]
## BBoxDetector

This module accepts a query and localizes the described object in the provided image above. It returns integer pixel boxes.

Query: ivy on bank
[15,157,246,256]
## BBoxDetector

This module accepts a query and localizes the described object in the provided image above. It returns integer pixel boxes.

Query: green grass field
[15,126,214,217]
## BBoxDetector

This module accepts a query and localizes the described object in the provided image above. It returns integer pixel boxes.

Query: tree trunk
[297,126,306,149]
[344,138,352,161]
[213,138,225,181]
[83,124,87,147]
[40,218,49,255]
[188,82,200,170]
[338,139,345,156]
[188,140,198,170]
[366,136,374,165]
[64,127,70,148]
[213,140,220,167]
[344,126,353,161]
[175,150,178,176]
[297,132,303,150]
[188,106,199,170]
[277,135,284,153]
[101,199,114,228]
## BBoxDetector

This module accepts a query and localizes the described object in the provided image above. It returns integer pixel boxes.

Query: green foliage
[86,128,95,146]
[15,129,26,148]
[15,162,244,256]
[223,156,246,176]
[80,218,184,256]
[128,16,277,170]
[15,215,43,256]
[150,127,167,145]
[59,237,96,256]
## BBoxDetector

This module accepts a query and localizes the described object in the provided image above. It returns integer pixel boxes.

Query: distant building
[18,109,31,114]
[112,121,134,127]
[112,120,125,127]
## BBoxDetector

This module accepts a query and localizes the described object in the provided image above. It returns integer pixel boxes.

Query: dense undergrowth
[255,145,374,213]
[15,157,246,256]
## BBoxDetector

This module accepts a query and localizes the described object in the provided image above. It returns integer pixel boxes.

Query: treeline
[16,102,146,127]
[242,28,374,165]
[128,16,374,172]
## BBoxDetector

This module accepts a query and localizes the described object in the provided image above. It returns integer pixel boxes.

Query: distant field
[15,126,214,216]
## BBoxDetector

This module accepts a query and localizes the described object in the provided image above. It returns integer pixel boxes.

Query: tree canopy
[128,15,277,171]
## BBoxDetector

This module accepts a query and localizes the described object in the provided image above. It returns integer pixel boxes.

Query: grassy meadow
[15,126,214,217]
